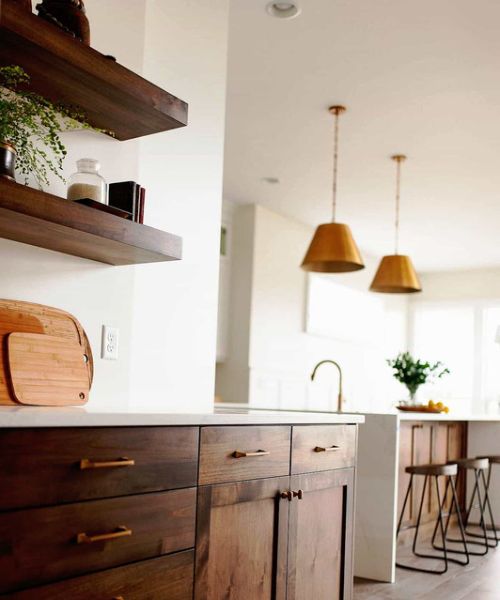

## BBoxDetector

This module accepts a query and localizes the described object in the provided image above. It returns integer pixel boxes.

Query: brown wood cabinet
[287,469,355,600]
[195,476,291,600]
[0,421,359,599]
[398,420,467,528]
[195,424,357,600]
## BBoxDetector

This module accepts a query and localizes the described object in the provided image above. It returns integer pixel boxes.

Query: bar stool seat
[451,458,489,470]
[396,462,468,575]
[407,464,457,477]
[478,455,500,464]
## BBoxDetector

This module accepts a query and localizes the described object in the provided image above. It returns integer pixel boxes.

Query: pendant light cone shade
[370,154,422,293]
[301,105,364,273]
[369,254,421,293]
[301,222,364,272]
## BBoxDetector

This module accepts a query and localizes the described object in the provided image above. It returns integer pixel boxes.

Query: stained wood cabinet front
[195,469,355,600]
[195,476,290,600]
[287,470,355,600]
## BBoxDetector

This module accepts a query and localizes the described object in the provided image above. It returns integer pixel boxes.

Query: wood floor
[354,528,500,599]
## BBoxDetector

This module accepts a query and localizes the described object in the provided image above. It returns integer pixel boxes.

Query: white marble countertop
[0,406,365,428]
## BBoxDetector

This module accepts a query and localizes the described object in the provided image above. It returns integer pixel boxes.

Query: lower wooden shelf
[0,179,182,266]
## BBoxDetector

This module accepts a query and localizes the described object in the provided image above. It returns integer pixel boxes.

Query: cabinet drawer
[0,488,196,594]
[6,551,194,600]
[0,426,199,510]
[199,426,291,485]
[291,425,357,474]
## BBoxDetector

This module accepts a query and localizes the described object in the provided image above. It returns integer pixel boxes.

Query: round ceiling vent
[266,2,301,19]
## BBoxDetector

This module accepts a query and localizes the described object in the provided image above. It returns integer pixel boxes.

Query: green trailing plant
[387,351,450,401]
[0,64,103,187]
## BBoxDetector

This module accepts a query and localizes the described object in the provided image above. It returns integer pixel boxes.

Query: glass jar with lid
[67,158,107,204]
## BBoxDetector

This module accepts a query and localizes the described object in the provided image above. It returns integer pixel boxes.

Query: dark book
[138,187,146,224]
[109,181,139,221]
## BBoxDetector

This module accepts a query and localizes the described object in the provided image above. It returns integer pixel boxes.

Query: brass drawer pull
[113,597,125,600]
[314,445,340,453]
[232,449,270,458]
[280,490,293,501]
[292,489,303,500]
[80,457,135,470]
[76,525,132,544]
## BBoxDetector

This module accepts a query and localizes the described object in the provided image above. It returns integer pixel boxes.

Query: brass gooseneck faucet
[310,359,343,413]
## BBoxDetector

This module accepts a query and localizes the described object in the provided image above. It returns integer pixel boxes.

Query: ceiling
[223,0,500,272]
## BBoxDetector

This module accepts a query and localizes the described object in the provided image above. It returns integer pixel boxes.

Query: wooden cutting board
[0,309,45,405]
[7,333,90,406]
[0,299,93,405]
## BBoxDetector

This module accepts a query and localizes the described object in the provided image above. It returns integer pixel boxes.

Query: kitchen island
[355,412,500,583]
[0,406,363,600]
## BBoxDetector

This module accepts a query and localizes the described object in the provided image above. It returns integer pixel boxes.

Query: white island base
[355,413,500,583]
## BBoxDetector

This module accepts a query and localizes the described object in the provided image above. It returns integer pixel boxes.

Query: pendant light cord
[394,159,401,254]
[392,154,406,255]
[332,109,340,222]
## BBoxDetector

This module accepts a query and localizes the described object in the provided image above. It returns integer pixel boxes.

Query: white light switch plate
[101,325,119,360]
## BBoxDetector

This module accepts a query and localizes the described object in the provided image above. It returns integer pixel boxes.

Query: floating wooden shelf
[0,0,188,140]
[0,179,182,266]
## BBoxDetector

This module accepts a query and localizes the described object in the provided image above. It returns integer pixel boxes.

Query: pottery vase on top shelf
[36,0,91,45]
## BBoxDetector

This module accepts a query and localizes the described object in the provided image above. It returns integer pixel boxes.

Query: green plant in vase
[0,64,103,187]
[387,351,450,404]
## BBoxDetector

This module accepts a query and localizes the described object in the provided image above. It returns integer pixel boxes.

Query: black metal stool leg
[444,469,489,555]
[396,474,450,575]
[465,468,498,548]
[462,469,491,553]
[396,473,413,538]
[431,475,470,565]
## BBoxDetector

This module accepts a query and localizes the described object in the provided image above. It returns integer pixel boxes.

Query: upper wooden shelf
[0,179,182,266]
[0,1,188,140]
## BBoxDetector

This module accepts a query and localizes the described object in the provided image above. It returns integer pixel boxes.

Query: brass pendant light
[301,106,364,273]
[370,155,422,293]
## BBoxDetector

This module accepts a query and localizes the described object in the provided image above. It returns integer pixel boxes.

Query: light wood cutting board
[0,309,45,405]
[7,333,90,406]
[0,299,93,405]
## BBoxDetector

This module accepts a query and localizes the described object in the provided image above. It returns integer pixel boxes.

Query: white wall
[130,0,229,411]
[5,1,229,411]
[216,203,408,412]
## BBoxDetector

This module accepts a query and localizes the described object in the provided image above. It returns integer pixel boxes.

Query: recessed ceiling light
[266,2,301,19]
[261,177,280,184]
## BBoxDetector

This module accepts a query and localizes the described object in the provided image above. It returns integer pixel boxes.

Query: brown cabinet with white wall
[0,419,359,599]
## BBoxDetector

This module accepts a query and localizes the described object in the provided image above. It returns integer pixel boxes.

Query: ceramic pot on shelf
[36,0,90,45]
[0,143,16,181]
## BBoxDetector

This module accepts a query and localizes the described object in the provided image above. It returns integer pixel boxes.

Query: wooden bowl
[396,404,445,413]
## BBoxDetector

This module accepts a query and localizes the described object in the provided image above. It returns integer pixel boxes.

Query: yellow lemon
[443,406,449,414]
[428,400,435,408]
[436,401,444,410]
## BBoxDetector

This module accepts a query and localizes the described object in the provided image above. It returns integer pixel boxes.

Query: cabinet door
[194,476,290,600]
[287,468,355,600]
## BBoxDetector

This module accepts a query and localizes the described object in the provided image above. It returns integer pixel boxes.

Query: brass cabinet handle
[314,445,340,453]
[280,491,293,501]
[76,525,132,544]
[112,597,125,600]
[80,457,135,470]
[232,449,270,458]
[292,489,303,500]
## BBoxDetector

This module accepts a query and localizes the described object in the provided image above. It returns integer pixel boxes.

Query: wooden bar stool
[437,458,496,555]
[396,463,469,575]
